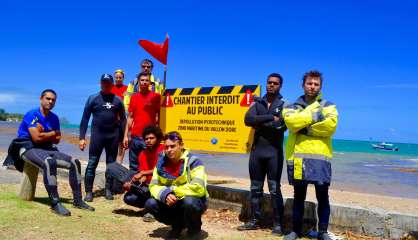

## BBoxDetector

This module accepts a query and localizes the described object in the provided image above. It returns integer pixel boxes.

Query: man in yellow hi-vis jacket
[145,131,208,239]
[282,70,338,240]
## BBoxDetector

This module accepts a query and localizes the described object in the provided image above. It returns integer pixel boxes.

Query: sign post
[160,85,261,153]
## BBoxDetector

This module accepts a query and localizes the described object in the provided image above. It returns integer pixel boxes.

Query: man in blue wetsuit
[79,74,126,201]
[10,89,94,216]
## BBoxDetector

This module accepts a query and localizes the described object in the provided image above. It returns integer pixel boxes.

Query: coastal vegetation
[0,108,23,122]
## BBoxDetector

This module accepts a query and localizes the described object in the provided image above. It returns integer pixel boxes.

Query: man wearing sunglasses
[124,59,162,109]
[238,73,287,236]
[145,131,208,239]
[123,72,161,171]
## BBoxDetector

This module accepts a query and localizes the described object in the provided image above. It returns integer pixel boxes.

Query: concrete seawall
[207,185,418,239]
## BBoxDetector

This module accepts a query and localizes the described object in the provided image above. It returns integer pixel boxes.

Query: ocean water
[1,121,418,199]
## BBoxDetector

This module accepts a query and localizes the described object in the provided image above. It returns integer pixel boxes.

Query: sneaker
[237,219,261,231]
[318,232,332,240]
[105,189,114,200]
[51,202,71,216]
[84,192,93,202]
[142,213,155,222]
[271,224,283,236]
[73,200,95,211]
[284,231,299,240]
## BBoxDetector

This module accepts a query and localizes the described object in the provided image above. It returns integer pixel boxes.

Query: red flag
[138,35,169,65]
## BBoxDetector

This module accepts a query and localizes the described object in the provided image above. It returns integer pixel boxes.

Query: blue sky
[1,1,417,143]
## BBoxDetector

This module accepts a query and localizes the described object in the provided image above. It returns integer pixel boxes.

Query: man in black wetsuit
[237,73,287,236]
[79,74,126,201]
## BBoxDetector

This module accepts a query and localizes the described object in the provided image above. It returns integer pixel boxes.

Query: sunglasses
[164,132,182,142]
[267,81,280,85]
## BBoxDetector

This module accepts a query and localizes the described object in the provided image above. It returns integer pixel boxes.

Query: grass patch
[0,184,162,240]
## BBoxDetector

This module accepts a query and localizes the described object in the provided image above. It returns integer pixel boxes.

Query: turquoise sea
[1,122,418,199]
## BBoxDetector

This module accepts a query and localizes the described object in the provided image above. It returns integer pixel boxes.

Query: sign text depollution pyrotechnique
[160,85,260,153]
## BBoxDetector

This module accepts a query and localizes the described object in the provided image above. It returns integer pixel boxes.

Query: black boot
[272,223,283,236]
[186,228,203,240]
[271,192,284,236]
[284,232,299,240]
[318,232,332,240]
[73,189,95,211]
[167,226,183,240]
[318,223,330,240]
[104,174,114,200]
[51,200,71,216]
[237,218,261,231]
[84,175,95,202]
[84,192,93,202]
[105,188,114,200]
[73,195,95,211]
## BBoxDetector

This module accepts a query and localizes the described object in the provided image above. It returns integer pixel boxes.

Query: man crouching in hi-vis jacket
[282,70,338,240]
[145,131,208,240]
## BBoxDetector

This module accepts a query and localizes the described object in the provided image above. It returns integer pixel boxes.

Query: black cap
[100,74,114,83]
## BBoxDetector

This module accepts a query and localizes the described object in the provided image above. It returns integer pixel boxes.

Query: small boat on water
[371,142,399,152]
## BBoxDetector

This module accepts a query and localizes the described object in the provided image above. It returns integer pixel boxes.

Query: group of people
[238,70,338,240]
[5,61,338,240]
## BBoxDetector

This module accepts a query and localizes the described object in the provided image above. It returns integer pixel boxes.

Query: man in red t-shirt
[106,125,164,221]
[123,126,164,208]
[123,72,161,171]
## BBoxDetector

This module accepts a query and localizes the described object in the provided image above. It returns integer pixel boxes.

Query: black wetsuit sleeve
[263,116,286,130]
[118,100,126,134]
[244,103,274,127]
[79,96,93,140]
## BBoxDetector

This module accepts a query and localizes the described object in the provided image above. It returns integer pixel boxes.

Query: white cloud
[372,83,418,89]
[0,93,19,103]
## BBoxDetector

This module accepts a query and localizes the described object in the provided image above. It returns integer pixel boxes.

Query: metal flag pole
[163,64,167,93]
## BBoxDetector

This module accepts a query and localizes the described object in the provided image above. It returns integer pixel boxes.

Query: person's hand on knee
[166,193,177,206]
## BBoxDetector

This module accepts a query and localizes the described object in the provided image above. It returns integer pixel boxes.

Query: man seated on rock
[5,89,94,216]
[106,125,164,221]
[145,131,209,239]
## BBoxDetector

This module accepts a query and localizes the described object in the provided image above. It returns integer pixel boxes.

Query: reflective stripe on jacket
[149,149,209,202]
[282,95,338,184]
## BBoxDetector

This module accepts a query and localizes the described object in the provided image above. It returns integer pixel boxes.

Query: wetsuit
[17,108,83,204]
[244,93,287,226]
[79,92,126,193]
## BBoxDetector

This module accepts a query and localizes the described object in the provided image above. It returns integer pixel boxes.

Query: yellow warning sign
[160,85,261,153]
